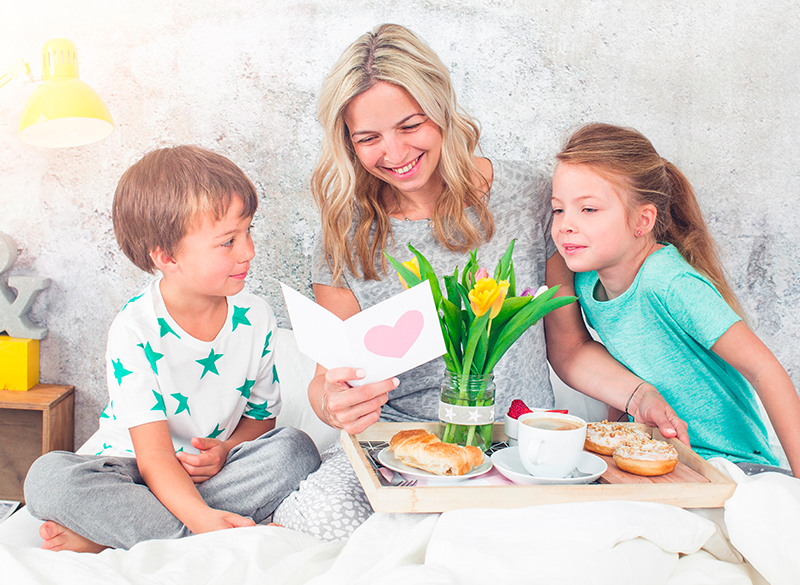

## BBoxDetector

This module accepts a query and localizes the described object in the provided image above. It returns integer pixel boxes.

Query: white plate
[377,447,493,484]
[491,447,607,485]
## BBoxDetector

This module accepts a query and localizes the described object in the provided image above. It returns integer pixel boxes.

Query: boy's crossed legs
[24,426,320,551]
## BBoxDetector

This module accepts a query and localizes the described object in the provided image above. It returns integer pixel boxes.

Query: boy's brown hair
[113,145,258,273]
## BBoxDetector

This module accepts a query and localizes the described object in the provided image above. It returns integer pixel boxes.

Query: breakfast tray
[341,422,736,513]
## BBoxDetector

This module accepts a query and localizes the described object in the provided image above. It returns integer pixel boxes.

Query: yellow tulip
[398,257,421,290]
[468,277,510,318]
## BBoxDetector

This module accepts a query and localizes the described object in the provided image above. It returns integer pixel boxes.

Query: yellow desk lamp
[0,38,113,148]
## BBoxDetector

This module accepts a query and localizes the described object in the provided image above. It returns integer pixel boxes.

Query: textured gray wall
[1,1,798,445]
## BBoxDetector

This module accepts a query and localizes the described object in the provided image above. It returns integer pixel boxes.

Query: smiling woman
[272,24,690,542]
[343,81,444,214]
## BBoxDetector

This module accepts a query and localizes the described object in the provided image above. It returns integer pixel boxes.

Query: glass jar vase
[438,369,496,451]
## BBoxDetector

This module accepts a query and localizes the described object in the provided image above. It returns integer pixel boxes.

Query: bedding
[1,329,798,584]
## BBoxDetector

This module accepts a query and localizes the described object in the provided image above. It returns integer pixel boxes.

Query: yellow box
[0,336,40,391]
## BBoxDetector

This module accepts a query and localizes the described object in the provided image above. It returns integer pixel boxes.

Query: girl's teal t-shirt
[575,244,777,465]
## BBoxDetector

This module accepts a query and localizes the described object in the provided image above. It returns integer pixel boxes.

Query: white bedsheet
[1,458,798,585]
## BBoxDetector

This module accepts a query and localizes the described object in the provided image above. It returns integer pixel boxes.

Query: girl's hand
[176,437,232,483]
[320,367,399,435]
[633,388,691,446]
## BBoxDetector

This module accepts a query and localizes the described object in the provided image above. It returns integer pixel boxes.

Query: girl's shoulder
[643,245,705,279]
[640,244,721,300]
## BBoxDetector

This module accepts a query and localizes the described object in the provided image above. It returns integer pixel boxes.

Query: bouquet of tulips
[385,240,576,449]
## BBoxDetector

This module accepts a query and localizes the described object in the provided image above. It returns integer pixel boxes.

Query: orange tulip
[398,257,421,290]
[468,277,509,318]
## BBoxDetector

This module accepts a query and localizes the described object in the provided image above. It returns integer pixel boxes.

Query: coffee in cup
[522,417,583,431]
[517,412,587,478]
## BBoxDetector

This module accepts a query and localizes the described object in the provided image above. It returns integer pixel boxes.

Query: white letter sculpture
[0,232,50,340]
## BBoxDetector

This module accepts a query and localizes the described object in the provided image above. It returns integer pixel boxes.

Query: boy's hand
[190,508,256,535]
[176,437,232,483]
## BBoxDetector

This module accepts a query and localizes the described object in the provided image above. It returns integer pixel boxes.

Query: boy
[24,146,320,552]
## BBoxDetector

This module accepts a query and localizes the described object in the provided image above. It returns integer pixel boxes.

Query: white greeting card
[280,280,446,386]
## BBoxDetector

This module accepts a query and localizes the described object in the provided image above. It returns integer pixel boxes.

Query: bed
[1,329,798,584]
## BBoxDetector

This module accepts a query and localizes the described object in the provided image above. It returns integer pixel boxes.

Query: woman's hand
[632,386,690,446]
[319,367,399,435]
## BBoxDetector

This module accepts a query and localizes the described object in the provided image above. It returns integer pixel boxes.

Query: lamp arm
[0,59,34,90]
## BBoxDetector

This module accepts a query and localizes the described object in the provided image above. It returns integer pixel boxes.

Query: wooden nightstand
[0,384,75,502]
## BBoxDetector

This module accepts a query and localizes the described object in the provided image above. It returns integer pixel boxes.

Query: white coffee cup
[517,412,587,478]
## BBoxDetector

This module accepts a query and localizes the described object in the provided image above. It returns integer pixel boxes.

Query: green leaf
[472,326,489,376]
[493,239,516,281]
[456,281,475,322]
[462,249,480,290]
[383,249,422,288]
[444,274,462,309]
[440,297,464,362]
[483,288,576,373]
[486,296,531,345]
[489,296,531,331]
[408,243,443,307]
[508,259,516,298]
[461,311,491,378]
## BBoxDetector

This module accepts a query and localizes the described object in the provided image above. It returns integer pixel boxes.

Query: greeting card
[280,280,446,386]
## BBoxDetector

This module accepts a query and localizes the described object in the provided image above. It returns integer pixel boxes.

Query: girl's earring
[636,230,643,237]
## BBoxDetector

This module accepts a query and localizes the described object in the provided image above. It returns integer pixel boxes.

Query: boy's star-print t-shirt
[95,277,281,457]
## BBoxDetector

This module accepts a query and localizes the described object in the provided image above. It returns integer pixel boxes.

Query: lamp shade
[18,39,113,148]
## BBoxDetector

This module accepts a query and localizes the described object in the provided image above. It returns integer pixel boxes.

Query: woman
[273,24,688,540]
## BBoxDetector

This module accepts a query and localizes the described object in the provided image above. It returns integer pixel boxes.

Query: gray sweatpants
[23,426,320,550]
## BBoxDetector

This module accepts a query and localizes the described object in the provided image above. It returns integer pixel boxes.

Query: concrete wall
[1,0,798,445]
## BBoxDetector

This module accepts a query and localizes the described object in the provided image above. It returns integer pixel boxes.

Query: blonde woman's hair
[312,23,494,282]
[556,123,745,318]
[113,145,258,273]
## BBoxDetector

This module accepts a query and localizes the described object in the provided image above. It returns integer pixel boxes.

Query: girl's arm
[711,321,800,477]
[543,252,690,444]
[307,283,398,434]
[130,421,256,533]
[177,417,275,483]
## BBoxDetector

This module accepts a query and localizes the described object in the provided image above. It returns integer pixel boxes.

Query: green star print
[236,379,255,399]
[137,342,164,375]
[207,424,225,439]
[246,401,272,420]
[122,293,144,311]
[196,349,223,379]
[232,306,251,331]
[100,401,114,419]
[273,364,280,384]
[151,390,166,415]
[112,359,133,386]
[171,392,191,415]
[158,317,180,339]
[262,330,272,357]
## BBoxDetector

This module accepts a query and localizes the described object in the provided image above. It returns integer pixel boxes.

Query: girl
[551,122,800,477]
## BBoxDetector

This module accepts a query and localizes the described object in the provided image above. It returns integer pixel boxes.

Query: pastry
[584,420,651,456]
[389,429,484,476]
[612,437,679,476]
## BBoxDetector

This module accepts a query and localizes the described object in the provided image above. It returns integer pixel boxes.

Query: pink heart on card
[364,310,424,359]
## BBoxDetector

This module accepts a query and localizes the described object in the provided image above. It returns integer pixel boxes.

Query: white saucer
[377,447,493,484]
[490,447,607,485]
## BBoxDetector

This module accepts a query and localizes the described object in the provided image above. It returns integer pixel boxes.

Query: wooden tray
[342,422,736,513]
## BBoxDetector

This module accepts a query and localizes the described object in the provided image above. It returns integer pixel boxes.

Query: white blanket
[2,459,798,585]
